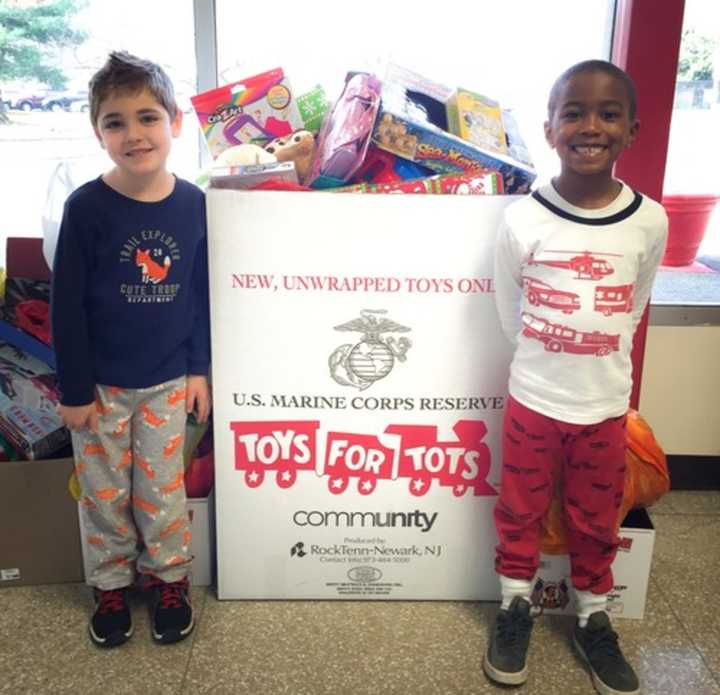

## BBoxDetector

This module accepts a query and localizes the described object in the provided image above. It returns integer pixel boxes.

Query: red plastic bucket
[661,194,719,266]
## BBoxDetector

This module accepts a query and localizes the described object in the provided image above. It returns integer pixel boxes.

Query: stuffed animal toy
[213,143,276,168]
[263,130,316,184]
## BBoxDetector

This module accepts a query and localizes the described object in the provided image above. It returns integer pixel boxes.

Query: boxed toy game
[0,342,68,460]
[372,108,535,194]
[191,68,304,159]
[446,88,507,156]
[373,65,536,194]
[210,162,298,190]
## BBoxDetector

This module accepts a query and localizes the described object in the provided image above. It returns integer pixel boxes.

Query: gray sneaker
[574,611,640,694]
[483,596,534,685]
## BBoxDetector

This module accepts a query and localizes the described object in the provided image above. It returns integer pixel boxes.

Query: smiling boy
[51,52,211,648]
[486,60,667,694]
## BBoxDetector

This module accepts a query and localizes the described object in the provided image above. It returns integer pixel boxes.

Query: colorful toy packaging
[210,162,298,190]
[373,65,536,194]
[193,63,535,196]
[297,85,329,133]
[0,341,68,460]
[501,109,533,167]
[307,72,382,189]
[191,68,304,159]
[350,146,432,185]
[446,88,507,156]
[332,171,502,195]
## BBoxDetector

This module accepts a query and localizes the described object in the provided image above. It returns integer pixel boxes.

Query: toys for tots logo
[229,418,496,497]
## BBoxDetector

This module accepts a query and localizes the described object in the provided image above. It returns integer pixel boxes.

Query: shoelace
[584,625,625,663]
[98,590,126,614]
[147,579,188,609]
[497,611,533,648]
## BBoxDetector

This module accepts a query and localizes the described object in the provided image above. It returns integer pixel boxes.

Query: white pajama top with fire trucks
[494,181,668,425]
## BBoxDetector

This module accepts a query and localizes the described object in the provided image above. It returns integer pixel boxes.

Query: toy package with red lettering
[332,171,503,195]
[191,68,305,159]
[0,341,68,460]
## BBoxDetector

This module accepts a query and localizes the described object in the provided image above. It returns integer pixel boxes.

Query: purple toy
[309,73,381,187]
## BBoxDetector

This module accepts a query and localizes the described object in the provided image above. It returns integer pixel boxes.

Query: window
[0,0,617,267]
[0,0,198,266]
[652,0,720,305]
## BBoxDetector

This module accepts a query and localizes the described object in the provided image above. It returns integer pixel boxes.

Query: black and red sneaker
[147,577,194,644]
[89,587,133,648]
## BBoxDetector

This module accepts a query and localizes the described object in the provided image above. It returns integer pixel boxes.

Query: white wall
[639,322,720,456]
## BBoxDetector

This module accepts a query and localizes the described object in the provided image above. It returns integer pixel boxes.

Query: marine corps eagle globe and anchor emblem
[329,309,412,390]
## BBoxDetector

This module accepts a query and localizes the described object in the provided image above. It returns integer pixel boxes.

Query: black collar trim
[531,189,643,226]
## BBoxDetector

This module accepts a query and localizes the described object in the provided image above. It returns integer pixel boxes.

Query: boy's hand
[186,374,211,423]
[58,403,98,433]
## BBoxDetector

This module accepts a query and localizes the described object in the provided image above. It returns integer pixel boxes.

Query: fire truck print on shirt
[520,249,633,357]
[118,229,182,304]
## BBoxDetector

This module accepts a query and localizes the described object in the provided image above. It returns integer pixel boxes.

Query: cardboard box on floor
[532,508,655,620]
[0,239,83,588]
[78,493,215,587]
[0,457,84,587]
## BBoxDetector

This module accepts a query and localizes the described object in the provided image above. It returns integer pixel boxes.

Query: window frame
[192,0,688,408]
[611,0,686,408]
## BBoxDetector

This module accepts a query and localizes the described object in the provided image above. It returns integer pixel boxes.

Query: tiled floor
[1,491,718,695]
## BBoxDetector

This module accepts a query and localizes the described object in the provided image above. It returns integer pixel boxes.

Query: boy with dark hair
[485,60,667,694]
[51,51,211,648]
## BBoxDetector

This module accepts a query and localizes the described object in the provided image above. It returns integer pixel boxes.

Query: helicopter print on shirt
[528,249,621,281]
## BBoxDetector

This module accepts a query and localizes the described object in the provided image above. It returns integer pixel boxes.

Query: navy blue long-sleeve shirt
[51,176,210,406]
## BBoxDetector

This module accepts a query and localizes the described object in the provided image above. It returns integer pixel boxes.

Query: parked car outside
[43,90,89,112]
[5,92,46,111]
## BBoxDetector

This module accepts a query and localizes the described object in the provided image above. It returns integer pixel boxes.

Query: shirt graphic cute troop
[119,229,182,303]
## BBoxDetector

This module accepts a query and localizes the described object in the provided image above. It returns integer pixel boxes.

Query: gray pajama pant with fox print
[72,377,192,590]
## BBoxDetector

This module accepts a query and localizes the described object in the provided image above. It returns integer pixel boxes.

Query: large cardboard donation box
[208,191,514,600]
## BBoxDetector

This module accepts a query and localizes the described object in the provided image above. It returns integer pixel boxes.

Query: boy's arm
[493,219,525,347]
[187,231,211,379]
[630,217,669,332]
[185,234,211,424]
[50,200,96,407]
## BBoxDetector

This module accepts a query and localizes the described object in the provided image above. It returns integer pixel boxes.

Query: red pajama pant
[494,396,627,594]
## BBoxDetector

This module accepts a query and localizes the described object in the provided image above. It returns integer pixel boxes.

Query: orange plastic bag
[540,409,669,555]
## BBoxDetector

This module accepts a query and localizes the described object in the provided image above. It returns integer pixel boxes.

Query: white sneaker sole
[89,623,134,648]
[483,649,529,685]
[573,636,641,695]
[152,615,195,644]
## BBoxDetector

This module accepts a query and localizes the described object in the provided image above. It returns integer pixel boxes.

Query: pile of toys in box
[192,64,536,196]
[0,246,68,461]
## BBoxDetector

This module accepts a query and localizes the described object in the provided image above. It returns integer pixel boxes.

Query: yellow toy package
[446,88,508,156]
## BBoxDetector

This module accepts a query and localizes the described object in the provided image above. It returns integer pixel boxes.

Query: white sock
[575,589,608,627]
[500,575,533,610]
